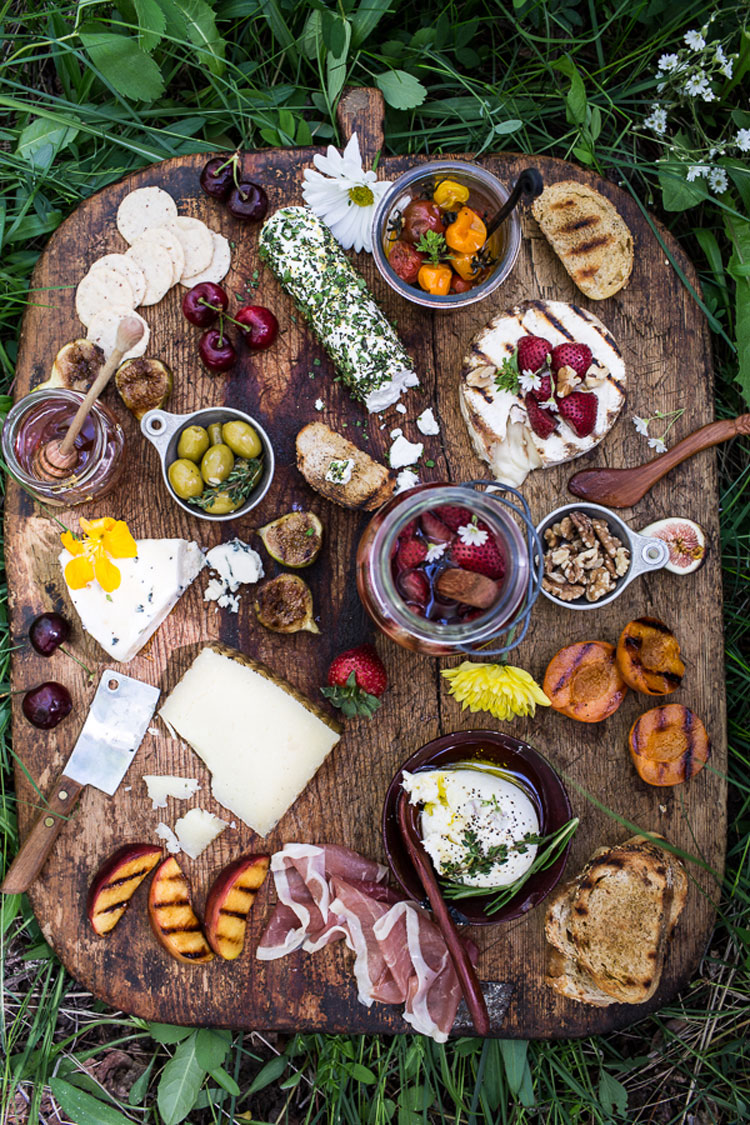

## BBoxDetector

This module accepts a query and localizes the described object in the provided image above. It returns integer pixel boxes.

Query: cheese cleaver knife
[1,671,160,895]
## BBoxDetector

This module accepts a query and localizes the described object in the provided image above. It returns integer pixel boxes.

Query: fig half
[641,517,706,575]
[115,357,173,420]
[258,511,323,568]
[254,574,320,634]
[36,339,105,392]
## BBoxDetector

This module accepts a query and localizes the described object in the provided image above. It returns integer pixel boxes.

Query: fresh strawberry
[516,334,551,375]
[451,536,505,580]
[434,505,473,531]
[550,342,592,378]
[398,519,419,540]
[321,644,387,719]
[528,372,552,401]
[396,537,428,570]
[525,393,558,439]
[557,390,598,438]
[399,570,430,605]
[420,511,453,543]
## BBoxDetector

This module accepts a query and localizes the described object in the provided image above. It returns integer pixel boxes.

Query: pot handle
[625,531,670,583]
[140,409,183,452]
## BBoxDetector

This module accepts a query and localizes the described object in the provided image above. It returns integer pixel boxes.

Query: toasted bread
[296,422,395,511]
[546,948,616,1007]
[532,181,633,300]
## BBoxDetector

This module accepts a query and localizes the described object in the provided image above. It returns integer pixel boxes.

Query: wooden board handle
[1,775,84,894]
[336,87,385,165]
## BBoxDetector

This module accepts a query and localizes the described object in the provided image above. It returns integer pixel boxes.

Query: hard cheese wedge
[59,539,204,662]
[159,645,342,836]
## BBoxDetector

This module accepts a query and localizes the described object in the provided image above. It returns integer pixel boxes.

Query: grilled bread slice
[546,948,617,1007]
[296,422,395,511]
[532,181,633,300]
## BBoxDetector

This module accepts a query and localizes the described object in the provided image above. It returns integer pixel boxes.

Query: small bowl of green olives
[141,406,274,520]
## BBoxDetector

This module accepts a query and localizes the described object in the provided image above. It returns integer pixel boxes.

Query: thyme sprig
[415,230,449,265]
[189,456,263,511]
[494,352,520,394]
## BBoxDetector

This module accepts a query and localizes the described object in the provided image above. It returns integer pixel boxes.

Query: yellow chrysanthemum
[61,517,137,592]
[441,661,550,721]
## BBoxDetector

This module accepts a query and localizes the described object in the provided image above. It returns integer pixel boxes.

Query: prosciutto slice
[256,843,475,1042]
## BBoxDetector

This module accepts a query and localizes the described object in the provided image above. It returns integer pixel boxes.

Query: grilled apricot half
[628,704,710,786]
[88,843,162,936]
[616,617,685,696]
[543,641,628,723]
[204,854,270,960]
[148,855,214,964]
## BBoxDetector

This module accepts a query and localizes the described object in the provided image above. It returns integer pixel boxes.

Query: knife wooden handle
[1,774,84,894]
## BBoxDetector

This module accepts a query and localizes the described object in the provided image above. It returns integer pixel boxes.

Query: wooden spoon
[397,792,490,1036]
[482,168,544,246]
[568,414,750,508]
[33,316,145,481]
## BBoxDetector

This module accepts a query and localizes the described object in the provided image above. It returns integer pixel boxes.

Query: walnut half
[541,509,630,603]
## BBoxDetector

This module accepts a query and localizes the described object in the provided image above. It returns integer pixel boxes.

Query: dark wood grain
[5,87,726,1038]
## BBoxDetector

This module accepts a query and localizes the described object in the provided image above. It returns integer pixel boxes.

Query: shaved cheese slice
[143,774,201,809]
[173,807,228,859]
[159,646,341,836]
[155,822,181,854]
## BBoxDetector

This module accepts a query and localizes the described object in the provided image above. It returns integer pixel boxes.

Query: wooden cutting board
[5,88,726,1038]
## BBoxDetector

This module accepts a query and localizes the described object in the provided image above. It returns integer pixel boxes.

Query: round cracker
[180,230,232,286]
[133,226,185,286]
[75,268,135,328]
[116,186,178,244]
[87,311,150,362]
[165,216,213,279]
[125,242,174,306]
[88,253,147,306]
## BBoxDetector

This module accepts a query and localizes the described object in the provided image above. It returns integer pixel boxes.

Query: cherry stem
[214,148,241,177]
[60,646,95,680]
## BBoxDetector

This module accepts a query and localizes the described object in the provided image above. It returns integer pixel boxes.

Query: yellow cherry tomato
[451,253,481,281]
[433,179,470,209]
[417,263,453,295]
[445,206,487,255]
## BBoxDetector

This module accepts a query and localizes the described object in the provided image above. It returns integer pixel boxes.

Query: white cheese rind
[143,774,200,809]
[159,647,341,836]
[59,539,204,662]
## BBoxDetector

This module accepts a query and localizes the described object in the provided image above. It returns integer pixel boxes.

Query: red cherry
[23,682,72,729]
[235,305,279,350]
[227,182,268,223]
[198,328,237,372]
[29,612,70,656]
[182,283,228,328]
[200,156,235,201]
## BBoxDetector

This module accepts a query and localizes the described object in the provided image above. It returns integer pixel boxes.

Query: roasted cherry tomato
[400,200,445,245]
[451,252,481,282]
[417,263,452,295]
[433,179,470,209]
[388,239,425,285]
[450,273,474,293]
[445,206,487,255]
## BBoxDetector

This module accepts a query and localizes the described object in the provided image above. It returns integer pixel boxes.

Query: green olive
[201,443,234,486]
[207,422,223,446]
[177,424,210,462]
[222,420,262,459]
[168,458,204,499]
[202,490,238,515]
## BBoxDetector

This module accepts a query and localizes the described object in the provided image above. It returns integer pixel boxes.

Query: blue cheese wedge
[59,539,204,662]
[259,206,419,412]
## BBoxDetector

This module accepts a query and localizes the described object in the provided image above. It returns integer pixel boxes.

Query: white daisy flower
[302,133,392,254]
[425,542,447,563]
[708,167,728,194]
[457,522,488,547]
[736,129,750,152]
[648,436,667,453]
[686,164,709,182]
[684,29,706,50]
[684,71,710,97]
[657,53,680,71]
[632,415,650,436]
[519,369,542,393]
[644,105,668,134]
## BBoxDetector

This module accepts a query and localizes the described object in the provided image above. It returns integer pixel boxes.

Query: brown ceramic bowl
[382,730,573,926]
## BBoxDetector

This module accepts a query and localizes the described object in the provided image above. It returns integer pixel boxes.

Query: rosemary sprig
[189,456,263,511]
[440,816,580,915]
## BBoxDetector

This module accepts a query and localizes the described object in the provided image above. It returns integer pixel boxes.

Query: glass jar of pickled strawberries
[356,482,535,655]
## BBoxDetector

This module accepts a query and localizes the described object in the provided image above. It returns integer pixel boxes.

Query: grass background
[1,1,749,1122]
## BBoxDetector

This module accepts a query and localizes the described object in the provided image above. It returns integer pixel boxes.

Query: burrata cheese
[401,765,540,887]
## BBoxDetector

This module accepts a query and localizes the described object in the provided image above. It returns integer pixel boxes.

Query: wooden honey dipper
[32,316,145,482]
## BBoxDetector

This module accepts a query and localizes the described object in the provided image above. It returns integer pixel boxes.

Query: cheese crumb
[155,822,181,854]
[416,408,440,436]
[395,403,407,414]
[143,774,201,809]
[395,469,420,493]
[389,434,423,469]
[390,427,403,439]
[314,398,324,411]
[173,807,228,859]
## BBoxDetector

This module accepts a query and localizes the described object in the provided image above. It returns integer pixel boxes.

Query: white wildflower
[518,369,542,393]
[686,164,708,182]
[684,29,706,50]
[644,105,668,134]
[632,415,650,436]
[714,45,727,66]
[425,542,447,563]
[736,129,750,153]
[542,395,559,414]
[657,53,679,71]
[708,167,728,194]
[684,71,711,98]
[457,522,488,547]
[301,132,392,254]
[648,436,667,453]
[719,58,734,79]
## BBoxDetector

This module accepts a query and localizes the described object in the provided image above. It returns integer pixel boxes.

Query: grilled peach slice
[148,856,214,964]
[87,843,162,936]
[204,854,270,960]
[543,641,628,722]
[616,617,685,696]
[629,704,710,786]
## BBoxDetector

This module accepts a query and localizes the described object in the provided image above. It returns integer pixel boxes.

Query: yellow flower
[441,661,550,722]
[61,517,137,592]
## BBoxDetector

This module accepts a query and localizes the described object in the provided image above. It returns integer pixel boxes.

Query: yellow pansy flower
[441,661,550,722]
[61,517,137,593]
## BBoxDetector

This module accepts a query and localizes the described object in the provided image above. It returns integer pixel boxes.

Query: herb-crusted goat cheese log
[258,206,419,412]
